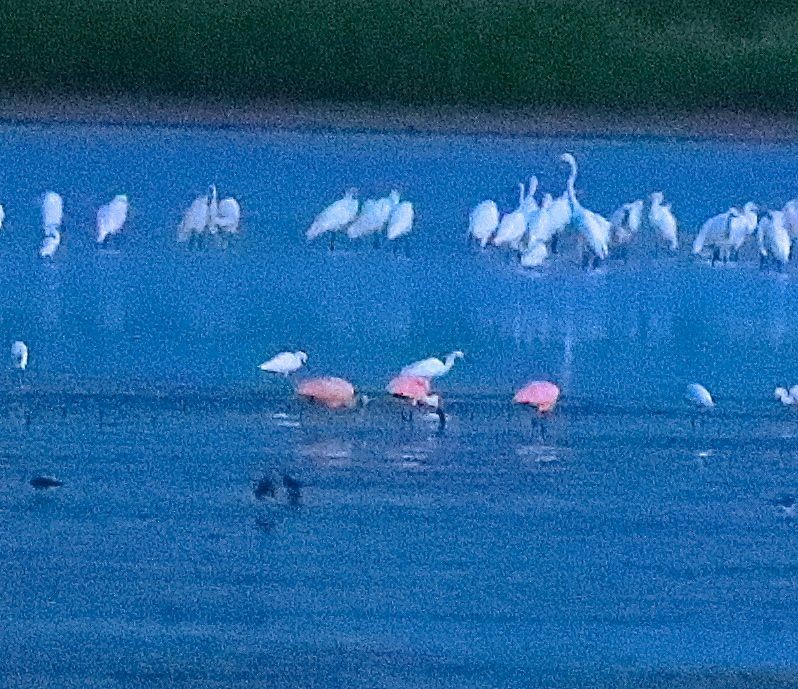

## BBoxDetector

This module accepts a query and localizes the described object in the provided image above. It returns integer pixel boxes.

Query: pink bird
[513,381,560,414]
[296,376,365,409]
[386,374,446,428]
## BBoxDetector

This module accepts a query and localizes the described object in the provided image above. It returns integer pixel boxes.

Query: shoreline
[1,95,798,141]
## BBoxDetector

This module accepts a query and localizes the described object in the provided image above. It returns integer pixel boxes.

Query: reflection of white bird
[97,195,129,244]
[259,351,308,376]
[347,191,400,239]
[40,229,61,258]
[307,188,359,247]
[648,192,679,251]
[560,153,609,267]
[469,200,500,248]
[774,386,798,406]
[401,351,464,378]
[11,341,28,370]
[42,192,63,234]
[386,201,414,241]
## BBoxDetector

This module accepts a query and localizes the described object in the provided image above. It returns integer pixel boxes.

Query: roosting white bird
[178,193,211,243]
[11,341,28,370]
[347,191,400,240]
[209,185,241,236]
[725,202,758,261]
[493,183,527,249]
[469,200,500,248]
[96,195,129,244]
[520,240,549,268]
[306,188,359,248]
[0,203,5,231]
[610,200,644,255]
[648,192,679,251]
[386,201,414,241]
[757,209,791,271]
[774,386,798,406]
[259,351,308,376]
[782,198,798,252]
[40,229,61,258]
[692,208,739,263]
[400,351,464,379]
[42,192,63,234]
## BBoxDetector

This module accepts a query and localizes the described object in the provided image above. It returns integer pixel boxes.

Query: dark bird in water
[30,476,63,490]
[282,473,302,506]
[253,476,276,500]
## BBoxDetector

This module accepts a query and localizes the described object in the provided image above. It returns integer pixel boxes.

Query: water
[1,122,798,687]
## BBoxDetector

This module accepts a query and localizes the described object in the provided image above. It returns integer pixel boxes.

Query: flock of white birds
[306,188,414,249]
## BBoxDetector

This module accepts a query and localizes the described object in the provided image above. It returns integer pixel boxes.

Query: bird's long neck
[565,159,580,211]
[442,353,458,373]
[517,183,525,208]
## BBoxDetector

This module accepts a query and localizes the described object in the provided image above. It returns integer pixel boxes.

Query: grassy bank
[2,1,798,113]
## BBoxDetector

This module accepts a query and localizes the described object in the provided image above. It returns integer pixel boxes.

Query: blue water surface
[1,122,798,688]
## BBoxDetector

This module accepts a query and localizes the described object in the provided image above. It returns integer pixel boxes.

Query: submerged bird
[386,201,414,241]
[96,195,129,244]
[400,351,464,379]
[469,199,500,248]
[306,188,359,248]
[42,192,63,234]
[11,341,28,370]
[513,380,560,413]
[560,153,609,267]
[648,192,679,251]
[259,351,308,376]
[296,376,367,409]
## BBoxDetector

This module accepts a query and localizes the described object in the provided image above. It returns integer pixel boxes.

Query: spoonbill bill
[400,351,464,378]
[96,195,129,244]
[259,351,308,376]
[306,188,359,249]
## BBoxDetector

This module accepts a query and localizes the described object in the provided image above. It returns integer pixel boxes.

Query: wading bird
[259,351,308,376]
[400,351,464,379]
[306,188,359,249]
[96,195,129,244]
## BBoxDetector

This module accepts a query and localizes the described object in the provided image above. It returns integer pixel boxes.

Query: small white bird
[686,383,714,409]
[0,203,5,231]
[469,200,500,248]
[209,185,241,236]
[493,183,527,249]
[648,192,679,251]
[520,240,549,268]
[774,386,798,406]
[346,191,400,240]
[178,194,211,244]
[610,200,644,250]
[42,192,63,234]
[757,209,791,271]
[11,341,28,370]
[259,351,308,376]
[307,188,359,248]
[400,351,464,379]
[386,201,414,241]
[725,202,758,261]
[40,229,61,258]
[96,195,129,244]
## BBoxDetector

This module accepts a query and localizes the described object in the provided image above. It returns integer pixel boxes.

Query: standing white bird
[346,191,400,240]
[648,192,679,251]
[96,195,129,244]
[493,183,527,249]
[757,209,791,271]
[521,176,539,216]
[0,203,5,231]
[520,240,549,268]
[774,386,798,406]
[40,229,61,258]
[610,200,644,257]
[306,188,359,249]
[209,185,241,236]
[400,351,464,378]
[525,193,554,245]
[42,192,63,235]
[725,202,758,261]
[386,201,414,241]
[258,351,308,376]
[11,341,28,370]
[692,208,739,264]
[469,199,500,248]
[560,153,610,267]
[178,193,211,244]
[782,198,798,254]
[687,383,714,408]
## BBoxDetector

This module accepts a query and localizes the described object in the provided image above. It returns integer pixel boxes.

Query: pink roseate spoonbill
[259,351,307,376]
[386,374,445,428]
[468,199,500,248]
[559,153,610,268]
[513,380,560,440]
[296,376,367,409]
[648,192,679,252]
[306,188,359,250]
[400,351,464,378]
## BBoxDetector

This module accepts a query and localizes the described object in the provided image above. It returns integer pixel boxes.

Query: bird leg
[550,234,559,255]
[328,234,335,252]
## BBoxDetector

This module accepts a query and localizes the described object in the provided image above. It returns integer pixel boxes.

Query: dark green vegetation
[2,0,797,112]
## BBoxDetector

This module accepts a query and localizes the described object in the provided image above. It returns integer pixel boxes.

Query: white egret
[209,185,241,236]
[609,199,644,258]
[178,194,211,244]
[400,351,464,379]
[42,192,63,234]
[725,202,758,261]
[774,386,798,406]
[0,203,5,231]
[386,201,414,241]
[525,193,554,246]
[259,351,308,376]
[11,341,28,370]
[306,188,359,249]
[692,208,739,264]
[346,190,400,241]
[520,240,549,268]
[468,200,500,248]
[648,192,679,251]
[493,183,527,249]
[522,176,539,216]
[560,153,610,268]
[757,209,791,271]
[782,199,798,255]
[96,195,129,244]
